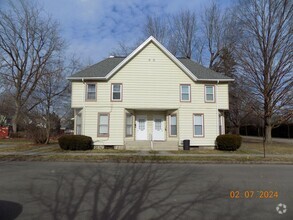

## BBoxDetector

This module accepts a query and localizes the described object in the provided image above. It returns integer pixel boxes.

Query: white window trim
[125,113,133,137]
[98,113,109,137]
[205,85,215,103]
[169,114,177,137]
[193,114,204,137]
[180,84,191,102]
[111,83,122,101]
[85,83,97,101]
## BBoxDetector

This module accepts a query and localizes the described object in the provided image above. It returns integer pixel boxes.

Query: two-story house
[68,36,233,150]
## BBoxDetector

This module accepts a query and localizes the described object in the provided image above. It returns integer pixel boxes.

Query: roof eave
[66,76,107,81]
[196,79,234,82]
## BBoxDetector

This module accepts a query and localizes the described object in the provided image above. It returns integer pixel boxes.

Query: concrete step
[125,141,178,151]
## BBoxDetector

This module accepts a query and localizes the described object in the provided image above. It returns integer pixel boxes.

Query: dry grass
[0,154,292,163]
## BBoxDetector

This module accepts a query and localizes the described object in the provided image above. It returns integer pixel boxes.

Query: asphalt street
[0,162,292,220]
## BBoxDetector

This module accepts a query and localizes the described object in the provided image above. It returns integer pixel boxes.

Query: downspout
[82,78,85,135]
[216,80,219,136]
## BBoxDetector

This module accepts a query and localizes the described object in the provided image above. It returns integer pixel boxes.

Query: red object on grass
[0,127,9,138]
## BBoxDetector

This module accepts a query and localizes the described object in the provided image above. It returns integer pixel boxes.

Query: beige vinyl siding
[71,82,85,107]
[217,83,229,110]
[71,42,229,146]
[84,107,124,146]
[179,107,218,146]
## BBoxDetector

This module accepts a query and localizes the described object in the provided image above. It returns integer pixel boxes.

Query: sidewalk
[0,150,292,158]
[242,136,293,144]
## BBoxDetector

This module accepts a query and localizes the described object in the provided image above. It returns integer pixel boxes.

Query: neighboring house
[68,36,233,149]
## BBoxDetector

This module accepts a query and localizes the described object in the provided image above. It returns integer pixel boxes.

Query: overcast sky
[1,0,232,64]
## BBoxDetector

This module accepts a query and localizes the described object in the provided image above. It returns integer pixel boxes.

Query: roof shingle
[70,56,232,81]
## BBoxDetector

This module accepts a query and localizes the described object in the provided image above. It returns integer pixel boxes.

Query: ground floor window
[76,111,82,135]
[169,114,177,136]
[125,113,133,137]
[98,113,109,137]
[193,114,204,137]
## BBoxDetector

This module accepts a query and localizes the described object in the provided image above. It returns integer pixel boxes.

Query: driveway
[0,162,292,219]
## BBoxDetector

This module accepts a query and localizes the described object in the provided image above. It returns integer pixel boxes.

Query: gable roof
[68,36,233,82]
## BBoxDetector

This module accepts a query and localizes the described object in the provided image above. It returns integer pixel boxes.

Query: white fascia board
[197,79,234,82]
[67,76,106,81]
[105,36,198,81]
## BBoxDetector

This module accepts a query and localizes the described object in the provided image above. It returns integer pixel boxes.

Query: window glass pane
[139,119,145,130]
[87,93,95,100]
[155,119,162,131]
[113,84,121,92]
[126,125,132,135]
[171,115,177,125]
[126,115,133,124]
[113,92,121,100]
[88,84,95,92]
[171,125,177,135]
[206,94,214,101]
[87,84,96,100]
[100,115,108,125]
[181,85,189,93]
[194,125,202,135]
[206,86,213,94]
[126,114,133,136]
[182,93,189,100]
[194,115,202,125]
[99,125,108,134]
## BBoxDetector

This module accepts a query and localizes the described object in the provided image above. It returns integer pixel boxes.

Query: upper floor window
[111,83,122,101]
[86,83,96,101]
[180,84,191,102]
[205,85,215,102]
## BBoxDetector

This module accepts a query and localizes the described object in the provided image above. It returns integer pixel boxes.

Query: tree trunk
[45,110,50,144]
[12,105,20,133]
[265,124,272,144]
[234,126,240,135]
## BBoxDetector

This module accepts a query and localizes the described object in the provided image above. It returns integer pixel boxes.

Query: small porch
[125,108,178,150]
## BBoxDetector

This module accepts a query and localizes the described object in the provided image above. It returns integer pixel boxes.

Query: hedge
[216,134,242,151]
[58,135,93,151]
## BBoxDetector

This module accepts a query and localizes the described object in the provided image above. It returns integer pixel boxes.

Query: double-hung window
[98,113,109,137]
[112,83,122,101]
[180,84,191,102]
[169,114,177,136]
[86,83,96,100]
[193,114,204,137]
[125,114,133,137]
[205,85,215,102]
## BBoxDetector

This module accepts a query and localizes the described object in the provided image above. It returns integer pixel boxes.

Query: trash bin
[183,139,190,150]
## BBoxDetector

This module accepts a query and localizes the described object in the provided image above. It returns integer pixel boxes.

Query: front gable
[105,36,198,81]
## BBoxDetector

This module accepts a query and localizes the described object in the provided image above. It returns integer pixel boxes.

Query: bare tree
[0,0,64,133]
[235,0,293,147]
[29,56,82,144]
[171,10,197,59]
[143,15,169,45]
[201,2,238,68]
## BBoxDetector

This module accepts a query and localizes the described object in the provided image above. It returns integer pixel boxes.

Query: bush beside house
[58,135,93,150]
[216,134,242,151]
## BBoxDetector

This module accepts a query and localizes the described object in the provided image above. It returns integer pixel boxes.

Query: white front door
[153,115,165,141]
[136,115,147,140]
